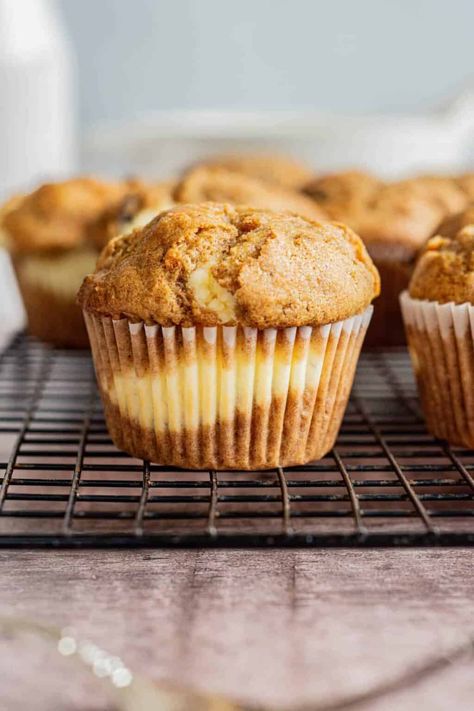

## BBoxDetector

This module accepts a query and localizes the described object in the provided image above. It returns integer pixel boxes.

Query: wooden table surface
[0,548,473,710]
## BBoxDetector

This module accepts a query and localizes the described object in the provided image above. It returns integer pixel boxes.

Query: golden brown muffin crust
[88,178,176,249]
[79,202,380,329]
[2,177,127,254]
[174,166,327,222]
[409,220,474,304]
[195,153,314,189]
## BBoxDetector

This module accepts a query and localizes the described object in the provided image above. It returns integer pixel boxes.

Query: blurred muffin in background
[398,175,467,215]
[434,205,474,238]
[1,177,132,347]
[174,166,327,222]
[303,170,381,228]
[455,173,474,202]
[2,176,176,348]
[0,193,25,233]
[304,170,469,347]
[88,178,175,250]
[193,152,315,190]
[401,211,474,448]
[357,178,466,346]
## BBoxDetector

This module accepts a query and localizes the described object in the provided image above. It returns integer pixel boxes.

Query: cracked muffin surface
[79,202,380,329]
[174,166,327,222]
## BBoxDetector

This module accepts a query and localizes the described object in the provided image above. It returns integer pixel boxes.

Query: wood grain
[0,549,473,710]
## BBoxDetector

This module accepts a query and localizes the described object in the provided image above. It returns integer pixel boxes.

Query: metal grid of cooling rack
[0,334,473,547]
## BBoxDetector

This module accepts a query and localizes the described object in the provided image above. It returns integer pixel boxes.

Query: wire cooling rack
[0,333,473,548]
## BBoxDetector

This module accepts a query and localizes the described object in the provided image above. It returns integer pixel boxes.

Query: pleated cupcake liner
[400,291,474,448]
[84,306,373,470]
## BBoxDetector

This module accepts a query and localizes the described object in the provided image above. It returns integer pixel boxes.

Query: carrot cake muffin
[79,202,380,469]
[1,177,129,347]
[174,166,327,222]
[193,152,314,190]
[401,212,474,448]
[304,171,468,346]
[1,176,175,348]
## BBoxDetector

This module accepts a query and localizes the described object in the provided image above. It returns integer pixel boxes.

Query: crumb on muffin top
[88,179,176,250]
[78,202,380,329]
[2,177,128,254]
[409,213,474,304]
[174,166,327,223]
[192,153,314,190]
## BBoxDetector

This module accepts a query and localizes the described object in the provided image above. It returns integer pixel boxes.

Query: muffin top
[78,202,380,329]
[174,166,327,222]
[2,177,128,254]
[303,170,381,229]
[194,152,314,190]
[304,172,468,259]
[358,180,455,258]
[409,212,474,304]
[88,179,175,250]
[399,175,467,214]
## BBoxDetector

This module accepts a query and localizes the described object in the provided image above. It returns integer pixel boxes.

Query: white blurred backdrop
[60,0,474,127]
[56,0,474,178]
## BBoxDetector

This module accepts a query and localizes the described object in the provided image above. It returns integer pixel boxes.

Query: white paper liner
[400,291,474,448]
[84,306,373,470]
